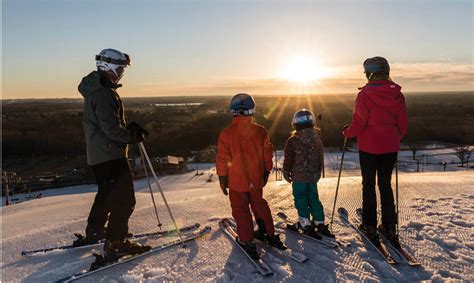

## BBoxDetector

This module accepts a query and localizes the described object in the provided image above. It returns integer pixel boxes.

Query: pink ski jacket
[343,80,408,154]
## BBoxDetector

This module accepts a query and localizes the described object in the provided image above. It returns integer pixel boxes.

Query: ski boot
[236,237,260,260]
[379,224,401,249]
[296,217,322,239]
[265,234,287,250]
[315,222,335,238]
[103,239,152,262]
[73,225,106,247]
[358,224,380,246]
[254,219,268,241]
[254,219,287,250]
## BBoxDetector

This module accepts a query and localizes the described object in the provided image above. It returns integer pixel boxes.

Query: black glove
[283,171,292,183]
[263,171,270,187]
[218,176,228,195]
[314,170,322,183]
[126,122,149,143]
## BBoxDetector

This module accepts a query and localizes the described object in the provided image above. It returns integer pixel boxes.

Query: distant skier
[283,109,334,238]
[343,56,408,247]
[77,48,151,261]
[216,93,286,260]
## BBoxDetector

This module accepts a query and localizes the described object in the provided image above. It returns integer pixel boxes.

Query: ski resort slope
[1,170,473,282]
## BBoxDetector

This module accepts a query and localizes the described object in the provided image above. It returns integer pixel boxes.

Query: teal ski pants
[292,182,324,222]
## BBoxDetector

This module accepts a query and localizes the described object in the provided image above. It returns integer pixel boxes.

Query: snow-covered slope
[1,169,473,282]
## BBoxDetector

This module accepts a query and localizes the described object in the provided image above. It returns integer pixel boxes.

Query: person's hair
[366,72,391,81]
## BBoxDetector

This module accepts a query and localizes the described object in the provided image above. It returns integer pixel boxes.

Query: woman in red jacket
[343,57,408,247]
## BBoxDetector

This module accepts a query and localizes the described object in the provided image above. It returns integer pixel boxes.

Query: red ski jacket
[343,80,408,154]
[216,116,274,192]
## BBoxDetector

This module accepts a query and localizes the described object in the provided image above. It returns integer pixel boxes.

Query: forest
[3,91,473,176]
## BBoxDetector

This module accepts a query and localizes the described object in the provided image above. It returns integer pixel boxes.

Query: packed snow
[1,149,473,282]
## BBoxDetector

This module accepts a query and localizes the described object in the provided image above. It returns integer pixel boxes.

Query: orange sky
[2,1,473,99]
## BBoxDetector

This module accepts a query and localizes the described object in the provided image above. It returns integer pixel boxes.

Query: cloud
[129,61,473,96]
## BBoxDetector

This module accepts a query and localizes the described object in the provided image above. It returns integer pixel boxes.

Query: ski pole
[330,137,347,231]
[395,159,399,235]
[139,145,163,229]
[139,142,185,245]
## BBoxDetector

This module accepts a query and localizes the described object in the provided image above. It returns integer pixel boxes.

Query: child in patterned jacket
[283,109,334,238]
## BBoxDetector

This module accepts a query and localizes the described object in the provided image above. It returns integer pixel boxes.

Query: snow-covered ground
[1,153,473,282]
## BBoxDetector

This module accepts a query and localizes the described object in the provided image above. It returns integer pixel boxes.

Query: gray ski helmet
[292,109,315,127]
[96,48,131,79]
[230,93,256,116]
[363,56,390,76]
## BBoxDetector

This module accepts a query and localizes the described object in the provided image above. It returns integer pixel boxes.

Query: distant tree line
[3,92,474,161]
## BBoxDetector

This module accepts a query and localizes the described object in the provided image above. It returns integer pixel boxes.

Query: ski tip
[276,212,287,219]
[199,226,212,234]
[337,207,348,217]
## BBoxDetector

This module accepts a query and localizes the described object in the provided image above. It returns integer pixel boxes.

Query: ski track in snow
[1,169,473,282]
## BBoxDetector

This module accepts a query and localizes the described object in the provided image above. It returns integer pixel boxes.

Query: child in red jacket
[216,93,286,259]
[343,56,408,247]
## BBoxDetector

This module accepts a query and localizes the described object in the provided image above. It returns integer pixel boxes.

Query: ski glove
[283,171,292,184]
[263,171,270,187]
[218,176,228,195]
[126,122,149,143]
[314,170,322,183]
[342,124,350,136]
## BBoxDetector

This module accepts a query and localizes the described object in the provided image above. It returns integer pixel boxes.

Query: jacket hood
[78,71,121,98]
[78,71,103,98]
[294,127,318,144]
[361,80,403,108]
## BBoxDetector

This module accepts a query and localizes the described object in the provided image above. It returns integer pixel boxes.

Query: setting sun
[280,56,329,84]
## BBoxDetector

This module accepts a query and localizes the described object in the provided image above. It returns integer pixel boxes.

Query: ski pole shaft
[395,159,399,234]
[139,142,184,244]
[139,145,162,229]
[330,137,347,231]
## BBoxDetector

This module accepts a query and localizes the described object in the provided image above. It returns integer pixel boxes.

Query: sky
[2,0,473,99]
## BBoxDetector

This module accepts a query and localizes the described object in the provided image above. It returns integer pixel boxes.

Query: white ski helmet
[95,48,131,80]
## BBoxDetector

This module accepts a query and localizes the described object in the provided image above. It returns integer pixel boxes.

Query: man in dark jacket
[77,48,150,261]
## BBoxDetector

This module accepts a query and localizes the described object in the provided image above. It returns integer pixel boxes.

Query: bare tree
[408,142,424,160]
[455,145,471,167]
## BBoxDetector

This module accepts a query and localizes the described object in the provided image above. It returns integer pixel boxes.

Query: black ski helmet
[363,56,390,79]
[230,93,256,116]
[292,109,315,130]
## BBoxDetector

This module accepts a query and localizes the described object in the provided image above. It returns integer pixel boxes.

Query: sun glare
[280,56,328,84]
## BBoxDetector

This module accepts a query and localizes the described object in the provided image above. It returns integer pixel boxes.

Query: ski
[355,208,421,266]
[56,226,211,283]
[338,207,398,265]
[22,223,200,257]
[275,212,339,248]
[277,212,351,247]
[227,218,307,263]
[219,218,274,276]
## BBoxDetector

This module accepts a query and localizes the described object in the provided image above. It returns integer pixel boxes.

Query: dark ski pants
[87,158,136,241]
[359,150,397,227]
[229,189,275,243]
